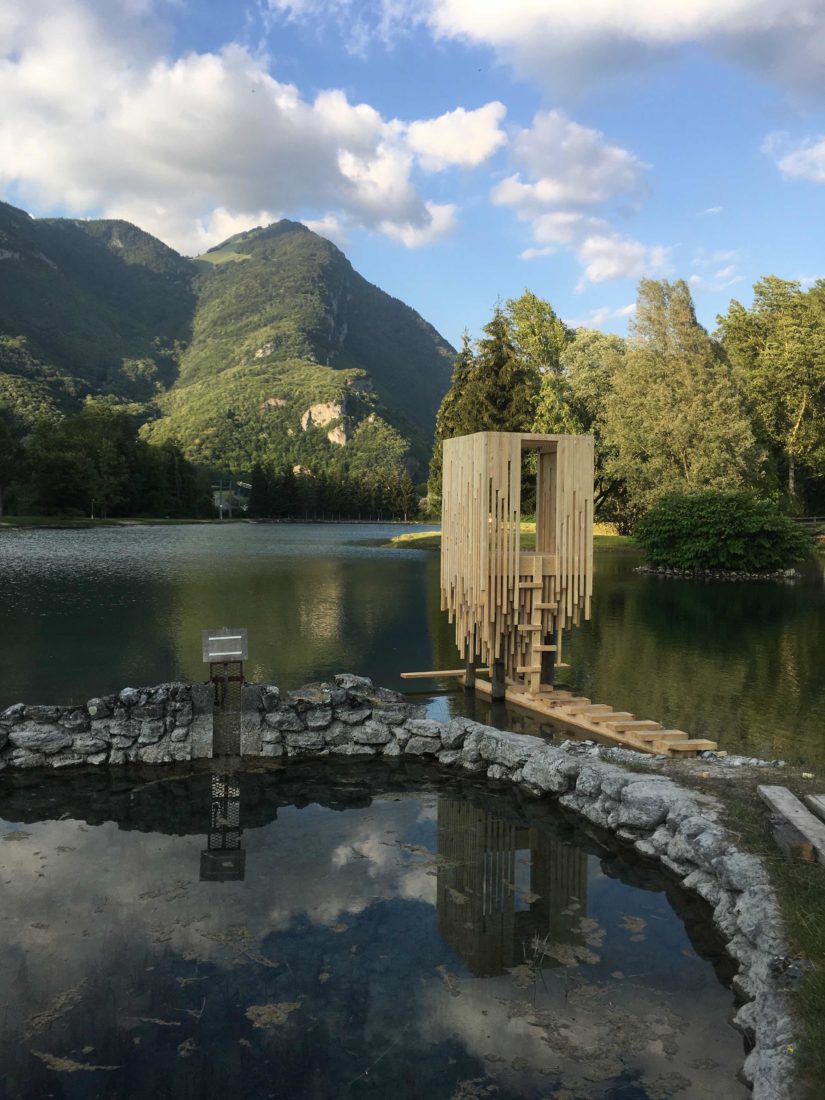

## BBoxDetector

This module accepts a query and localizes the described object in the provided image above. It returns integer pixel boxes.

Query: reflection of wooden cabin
[436,799,588,977]
[441,432,593,696]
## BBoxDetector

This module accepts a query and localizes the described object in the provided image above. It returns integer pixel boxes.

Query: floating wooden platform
[759,785,825,865]
[468,678,716,758]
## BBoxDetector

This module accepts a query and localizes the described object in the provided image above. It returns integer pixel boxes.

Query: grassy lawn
[385,522,634,551]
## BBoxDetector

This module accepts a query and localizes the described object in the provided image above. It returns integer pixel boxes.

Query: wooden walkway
[468,679,716,757]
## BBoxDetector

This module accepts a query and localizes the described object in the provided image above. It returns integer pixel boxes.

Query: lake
[0,761,747,1099]
[1,522,824,765]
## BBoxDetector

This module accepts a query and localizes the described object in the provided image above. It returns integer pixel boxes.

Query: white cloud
[690,247,743,290]
[576,233,670,288]
[406,101,507,171]
[700,205,723,216]
[302,213,350,248]
[492,110,664,286]
[0,0,469,253]
[763,131,825,183]
[424,0,825,97]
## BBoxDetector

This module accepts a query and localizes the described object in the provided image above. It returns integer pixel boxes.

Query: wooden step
[516,665,541,674]
[604,720,662,733]
[659,739,717,755]
[758,786,825,865]
[563,703,614,716]
[589,711,634,724]
[552,697,591,709]
[627,729,688,743]
[516,623,542,631]
[804,794,825,824]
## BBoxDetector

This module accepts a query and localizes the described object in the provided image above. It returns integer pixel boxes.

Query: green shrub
[633,490,813,571]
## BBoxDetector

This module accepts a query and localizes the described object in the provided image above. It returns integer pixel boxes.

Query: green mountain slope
[0,202,454,477]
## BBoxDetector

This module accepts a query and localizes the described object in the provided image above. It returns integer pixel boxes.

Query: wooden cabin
[440,431,594,697]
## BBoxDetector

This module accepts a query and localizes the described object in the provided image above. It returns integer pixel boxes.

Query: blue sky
[1,1,824,349]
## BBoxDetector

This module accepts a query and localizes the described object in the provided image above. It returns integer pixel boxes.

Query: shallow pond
[1,522,824,764]
[0,762,747,1099]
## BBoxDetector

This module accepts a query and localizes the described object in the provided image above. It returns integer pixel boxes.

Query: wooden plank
[628,729,689,742]
[804,794,825,824]
[654,739,717,755]
[758,786,825,865]
[400,668,490,679]
[589,711,634,724]
[562,703,614,715]
[603,720,663,733]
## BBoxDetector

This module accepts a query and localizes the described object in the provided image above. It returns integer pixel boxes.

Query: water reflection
[437,799,587,977]
[200,774,245,882]
[0,764,747,1099]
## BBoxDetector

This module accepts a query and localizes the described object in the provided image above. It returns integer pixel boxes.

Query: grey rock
[171,703,193,727]
[690,826,731,869]
[132,703,165,721]
[734,886,785,951]
[486,764,512,781]
[405,735,441,756]
[0,703,26,724]
[616,780,675,830]
[261,727,284,744]
[284,729,326,752]
[323,721,351,747]
[25,705,61,723]
[332,742,377,755]
[86,752,108,766]
[73,735,109,755]
[9,724,72,755]
[10,748,46,768]
[0,729,7,752]
[306,707,333,731]
[371,706,408,725]
[261,686,281,711]
[521,747,579,793]
[108,749,127,766]
[171,729,189,742]
[336,707,372,725]
[744,1043,797,1100]
[460,724,487,763]
[478,729,539,769]
[51,753,85,769]
[440,719,468,750]
[714,851,768,892]
[137,721,165,745]
[111,735,136,750]
[392,725,411,746]
[334,673,374,692]
[261,742,285,757]
[118,688,141,708]
[438,749,461,766]
[382,740,402,757]
[405,719,444,740]
[575,764,605,797]
[353,720,392,745]
[60,709,90,733]
[138,744,172,764]
[263,708,305,733]
[289,683,332,709]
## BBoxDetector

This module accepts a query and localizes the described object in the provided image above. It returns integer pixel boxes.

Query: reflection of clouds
[419,971,747,1097]
[0,796,441,1016]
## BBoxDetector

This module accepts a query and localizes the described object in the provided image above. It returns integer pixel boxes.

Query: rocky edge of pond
[635,564,799,581]
[0,674,798,1099]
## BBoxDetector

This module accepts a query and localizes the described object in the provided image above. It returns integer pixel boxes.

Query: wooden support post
[540,629,556,688]
[463,630,477,689]
[491,657,506,701]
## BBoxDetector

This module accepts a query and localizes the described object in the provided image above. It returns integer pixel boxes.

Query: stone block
[52,753,85,769]
[478,729,539,769]
[190,715,213,759]
[73,735,109,755]
[9,724,72,755]
[260,686,281,711]
[306,707,333,731]
[171,703,193,727]
[137,721,165,745]
[25,705,61,723]
[86,698,111,719]
[171,729,189,742]
[371,706,408,726]
[289,683,332,710]
[382,740,402,757]
[336,706,373,725]
[440,719,469,750]
[10,748,46,768]
[284,729,326,752]
[713,851,769,892]
[334,673,374,693]
[263,708,305,733]
[0,703,26,725]
[404,735,441,756]
[486,763,511,781]
[332,743,376,755]
[521,748,579,794]
[616,780,673,830]
[261,742,284,757]
[59,709,90,733]
[118,688,141,708]
[437,749,461,766]
[405,719,444,740]
[353,720,392,745]
[132,703,165,721]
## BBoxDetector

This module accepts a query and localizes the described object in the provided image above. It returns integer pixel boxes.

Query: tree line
[247,462,418,521]
[0,402,210,518]
[428,276,825,527]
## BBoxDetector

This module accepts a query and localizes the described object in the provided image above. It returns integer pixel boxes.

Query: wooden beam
[758,785,825,865]
[400,668,490,679]
[804,793,825,824]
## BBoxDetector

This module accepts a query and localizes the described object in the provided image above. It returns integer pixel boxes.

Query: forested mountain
[0,202,454,479]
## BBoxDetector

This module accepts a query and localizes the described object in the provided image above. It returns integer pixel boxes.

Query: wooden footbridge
[403,431,716,759]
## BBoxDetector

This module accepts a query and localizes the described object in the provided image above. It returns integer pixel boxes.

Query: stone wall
[0,673,798,1098]
[0,682,213,769]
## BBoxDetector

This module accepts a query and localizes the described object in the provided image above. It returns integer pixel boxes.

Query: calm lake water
[1,522,824,765]
[0,762,747,1100]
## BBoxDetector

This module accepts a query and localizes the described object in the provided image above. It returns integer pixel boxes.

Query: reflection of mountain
[436,798,588,977]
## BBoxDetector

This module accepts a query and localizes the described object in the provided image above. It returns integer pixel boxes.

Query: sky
[1,0,824,348]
